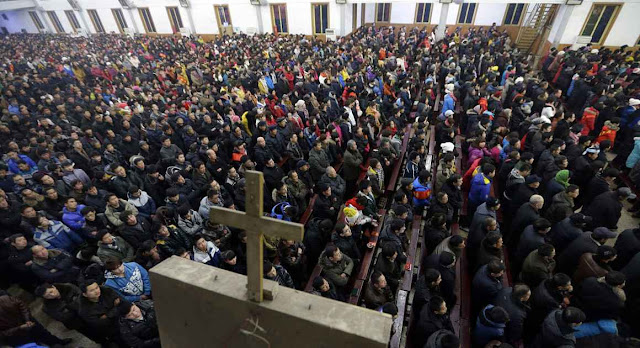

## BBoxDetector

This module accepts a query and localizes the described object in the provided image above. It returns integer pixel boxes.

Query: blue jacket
[440,93,455,120]
[62,205,86,232]
[469,172,492,206]
[412,177,432,207]
[33,220,84,252]
[7,155,38,174]
[574,319,617,339]
[104,262,151,302]
[474,304,506,346]
[619,105,636,129]
[627,138,640,169]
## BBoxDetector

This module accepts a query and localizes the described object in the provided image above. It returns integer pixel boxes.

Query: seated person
[363,271,394,310]
[31,245,80,283]
[311,276,342,301]
[318,245,354,291]
[263,260,294,288]
[35,283,84,330]
[104,257,152,302]
[77,280,125,342]
[97,230,136,263]
[192,234,221,267]
[118,300,161,348]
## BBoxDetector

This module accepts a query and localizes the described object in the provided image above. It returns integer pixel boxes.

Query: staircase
[515,4,557,53]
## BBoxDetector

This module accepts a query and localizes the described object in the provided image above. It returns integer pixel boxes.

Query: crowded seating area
[0,20,640,348]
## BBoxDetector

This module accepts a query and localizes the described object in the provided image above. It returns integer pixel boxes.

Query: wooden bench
[348,209,387,305]
[386,125,413,193]
[299,195,317,225]
[390,289,408,348]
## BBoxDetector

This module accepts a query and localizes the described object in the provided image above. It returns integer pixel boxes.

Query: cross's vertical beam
[245,171,265,302]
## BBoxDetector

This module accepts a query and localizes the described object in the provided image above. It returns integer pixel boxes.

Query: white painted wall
[0,0,638,47]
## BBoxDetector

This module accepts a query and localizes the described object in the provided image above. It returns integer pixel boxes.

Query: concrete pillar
[255,4,263,33]
[551,5,574,46]
[183,6,196,34]
[340,2,346,36]
[126,8,140,34]
[436,3,449,41]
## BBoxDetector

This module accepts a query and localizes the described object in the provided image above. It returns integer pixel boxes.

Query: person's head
[482,164,496,178]
[313,276,330,292]
[437,192,449,204]
[121,211,137,225]
[65,197,78,211]
[487,260,506,278]
[551,273,573,293]
[424,268,442,287]
[484,217,498,232]
[616,187,632,201]
[429,296,447,315]
[566,184,579,199]
[562,307,586,328]
[605,271,626,288]
[107,193,119,207]
[529,195,544,210]
[418,170,431,183]
[9,233,28,250]
[35,283,61,300]
[602,167,620,182]
[105,257,124,274]
[194,235,208,251]
[513,283,531,303]
[486,305,510,324]
[390,218,406,235]
[484,230,503,249]
[371,271,387,289]
[325,245,342,263]
[335,223,351,238]
[525,174,541,188]
[538,243,556,261]
[80,280,101,302]
[31,245,48,259]
[263,260,277,278]
[533,218,552,235]
[486,197,501,211]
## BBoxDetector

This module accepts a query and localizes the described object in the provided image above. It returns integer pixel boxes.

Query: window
[87,9,105,33]
[166,6,183,33]
[65,10,81,32]
[271,4,288,34]
[415,3,432,23]
[580,4,621,44]
[376,3,391,22]
[112,9,128,34]
[458,3,476,24]
[29,11,45,32]
[312,3,329,34]
[214,5,231,26]
[138,8,156,33]
[47,11,65,33]
[503,3,525,25]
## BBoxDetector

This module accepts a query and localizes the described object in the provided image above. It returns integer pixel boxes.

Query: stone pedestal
[150,257,393,348]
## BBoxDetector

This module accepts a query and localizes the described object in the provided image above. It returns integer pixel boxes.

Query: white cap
[441,142,455,153]
[515,77,524,84]
[591,49,599,54]
[630,98,640,106]
[445,110,455,117]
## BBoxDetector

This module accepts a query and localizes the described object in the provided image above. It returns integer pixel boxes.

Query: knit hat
[486,197,500,208]
[525,175,541,185]
[296,160,309,169]
[441,142,455,153]
[343,206,359,225]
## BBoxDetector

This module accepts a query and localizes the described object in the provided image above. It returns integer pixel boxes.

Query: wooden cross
[208,170,304,302]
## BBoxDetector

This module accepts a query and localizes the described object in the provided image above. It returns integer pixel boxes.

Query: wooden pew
[348,209,387,305]
[386,125,413,193]
[390,289,408,348]
[299,195,317,225]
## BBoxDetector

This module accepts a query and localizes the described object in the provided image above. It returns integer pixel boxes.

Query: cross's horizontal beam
[209,207,304,242]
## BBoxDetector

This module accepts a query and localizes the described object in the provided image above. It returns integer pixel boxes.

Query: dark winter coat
[574,276,625,321]
[119,300,161,348]
[519,250,555,288]
[515,225,547,265]
[545,191,575,224]
[612,228,640,270]
[413,306,454,348]
[582,192,622,230]
[532,309,577,348]
[472,264,504,308]
[550,217,585,253]
[493,287,530,343]
[557,232,600,275]
[474,304,507,347]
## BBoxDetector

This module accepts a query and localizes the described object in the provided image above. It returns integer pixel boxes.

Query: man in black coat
[119,212,153,250]
[574,272,626,321]
[524,273,573,342]
[557,227,616,275]
[550,213,591,253]
[423,251,457,309]
[77,281,124,341]
[582,168,618,211]
[493,284,531,345]
[118,300,161,348]
[313,183,340,221]
[612,227,640,270]
[302,218,333,274]
[412,296,454,348]
[510,194,544,248]
[472,260,505,316]
[583,187,631,230]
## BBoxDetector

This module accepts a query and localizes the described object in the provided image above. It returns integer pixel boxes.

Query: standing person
[532,307,585,348]
[343,140,363,198]
[0,291,72,346]
[468,164,496,218]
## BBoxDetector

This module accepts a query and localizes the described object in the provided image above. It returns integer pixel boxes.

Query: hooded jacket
[533,309,577,348]
[318,249,354,287]
[469,172,492,206]
[474,304,507,346]
[127,191,156,219]
[61,205,86,232]
[104,262,151,302]
[494,287,530,343]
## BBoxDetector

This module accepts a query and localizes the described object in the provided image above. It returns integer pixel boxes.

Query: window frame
[112,8,128,34]
[415,3,432,24]
[87,9,105,33]
[47,11,65,33]
[375,3,391,23]
[29,11,45,32]
[502,3,526,26]
[311,3,330,35]
[457,3,477,25]
[270,3,289,34]
[65,10,81,32]
[166,6,183,33]
[138,7,157,33]
[579,3,622,45]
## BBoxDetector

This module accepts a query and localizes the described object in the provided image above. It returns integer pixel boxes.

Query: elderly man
[30,245,80,283]
[510,195,544,249]
[319,166,346,200]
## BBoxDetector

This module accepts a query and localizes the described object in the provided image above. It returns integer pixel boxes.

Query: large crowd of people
[0,20,639,348]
